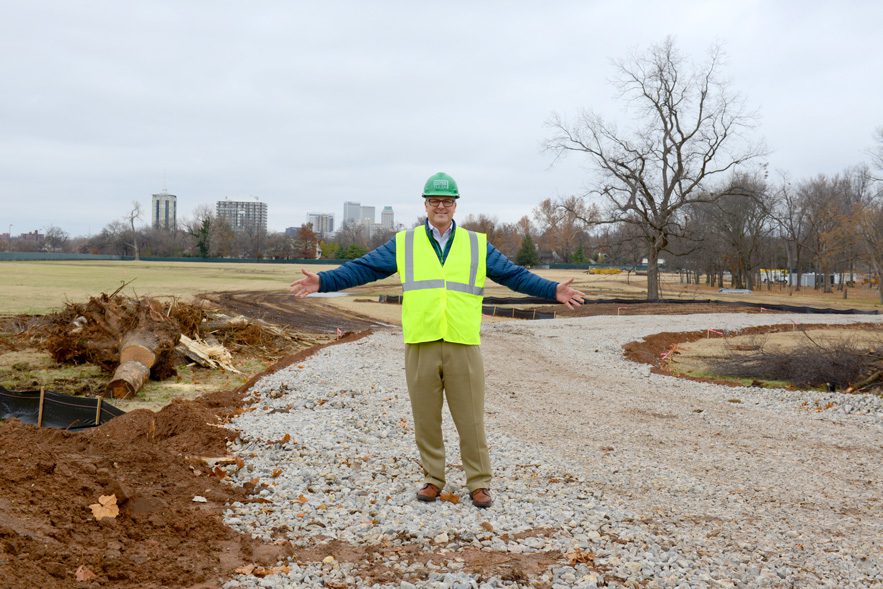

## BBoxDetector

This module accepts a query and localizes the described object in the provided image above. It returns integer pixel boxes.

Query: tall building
[216,198,268,233]
[343,201,361,225]
[381,206,394,230]
[306,212,334,237]
[360,206,375,225]
[152,192,177,230]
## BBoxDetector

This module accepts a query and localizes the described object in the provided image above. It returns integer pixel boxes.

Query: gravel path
[222,313,882,588]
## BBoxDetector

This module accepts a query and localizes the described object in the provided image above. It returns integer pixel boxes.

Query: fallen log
[176,334,241,373]
[104,299,180,398]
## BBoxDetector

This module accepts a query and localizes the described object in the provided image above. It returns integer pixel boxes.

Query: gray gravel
[221,313,883,588]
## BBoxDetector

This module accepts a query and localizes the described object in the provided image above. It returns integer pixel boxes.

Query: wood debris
[176,334,241,373]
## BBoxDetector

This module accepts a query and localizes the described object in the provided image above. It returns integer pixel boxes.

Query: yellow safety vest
[395,226,487,345]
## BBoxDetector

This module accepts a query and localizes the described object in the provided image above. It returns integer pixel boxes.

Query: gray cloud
[1,1,881,236]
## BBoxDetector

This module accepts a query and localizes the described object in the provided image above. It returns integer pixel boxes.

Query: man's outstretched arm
[289,238,398,297]
[486,244,585,309]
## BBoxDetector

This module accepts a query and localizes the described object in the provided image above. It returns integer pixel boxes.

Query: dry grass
[0,260,342,315]
[1,260,880,316]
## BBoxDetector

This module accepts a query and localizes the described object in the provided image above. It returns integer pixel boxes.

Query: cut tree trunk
[107,331,160,399]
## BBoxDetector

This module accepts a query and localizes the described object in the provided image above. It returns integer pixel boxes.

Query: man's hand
[290,269,320,298]
[556,278,585,310]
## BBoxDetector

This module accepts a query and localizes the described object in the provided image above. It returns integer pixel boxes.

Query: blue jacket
[318,220,558,300]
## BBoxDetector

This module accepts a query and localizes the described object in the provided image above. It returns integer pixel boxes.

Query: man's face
[424,197,457,229]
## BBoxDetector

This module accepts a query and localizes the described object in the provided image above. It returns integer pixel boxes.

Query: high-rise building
[152,192,177,230]
[306,212,334,237]
[360,206,375,225]
[343,201,361,225]
[381,206,394,230]
[216,198,268,233]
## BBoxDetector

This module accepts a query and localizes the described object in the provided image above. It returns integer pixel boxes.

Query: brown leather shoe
[416,483,441,502]
[470,488,493,508]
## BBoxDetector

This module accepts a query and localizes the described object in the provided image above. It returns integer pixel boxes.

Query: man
[290,172,585,508]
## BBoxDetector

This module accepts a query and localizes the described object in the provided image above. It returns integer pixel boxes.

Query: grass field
[1,260,880,315]
[0,260,343,315]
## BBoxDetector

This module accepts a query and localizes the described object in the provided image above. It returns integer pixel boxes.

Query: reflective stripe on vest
[401,228,484,296]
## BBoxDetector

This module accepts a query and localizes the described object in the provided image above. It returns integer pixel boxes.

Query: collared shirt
[430,222,453,251]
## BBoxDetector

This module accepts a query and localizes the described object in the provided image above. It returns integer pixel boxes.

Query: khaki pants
[404,340,491,492]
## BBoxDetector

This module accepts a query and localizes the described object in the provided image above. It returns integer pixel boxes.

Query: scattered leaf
[296,512,305,518]
[317,503,327,510]
[439,491,460,504]
[480,521,494,532]
[277,433,291,444]
[211,466,226,479]
[297,494,309,504]
[234,564,255,575]
[271,468,283,478]
[254,565,290,577]
[89,494,119,521]
[322,555,336,564]
[567,548,596,565]
[75,565,97,582]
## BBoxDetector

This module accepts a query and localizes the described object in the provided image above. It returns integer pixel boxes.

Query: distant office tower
[216,198,268,233]
[360,206,375,225]
[343,201,361,225]
[381,206,394,230]
[152,192,177,230]
[306,212,334,236]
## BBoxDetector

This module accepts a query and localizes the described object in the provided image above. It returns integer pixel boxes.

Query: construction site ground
[0,280,880,588]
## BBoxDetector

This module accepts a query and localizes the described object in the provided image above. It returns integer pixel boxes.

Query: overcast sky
[1,1,881,237]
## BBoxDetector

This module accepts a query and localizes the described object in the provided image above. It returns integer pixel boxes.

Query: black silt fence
[0,387,125,430]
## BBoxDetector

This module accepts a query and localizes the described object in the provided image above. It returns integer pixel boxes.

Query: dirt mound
[0,388,290,589]
[0,328,377,588]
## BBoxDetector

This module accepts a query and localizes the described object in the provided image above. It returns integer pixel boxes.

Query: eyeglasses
[426,198,456,208]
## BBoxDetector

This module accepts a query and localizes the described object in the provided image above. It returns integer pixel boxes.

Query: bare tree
[184,205,216,258]
[546,37,763,299]
[44,226,69,252]
[871,127,883,178]
[799,174,857,293]
[770,175,809,290]
[701,172,774,289]
[533,196,596,263]
[859,198,883,303]
[126,201,143,260]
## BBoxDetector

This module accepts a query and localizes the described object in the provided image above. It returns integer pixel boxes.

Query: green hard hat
[422,172,459,198]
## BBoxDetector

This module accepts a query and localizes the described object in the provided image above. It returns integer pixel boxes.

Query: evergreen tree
[516,234,539,267]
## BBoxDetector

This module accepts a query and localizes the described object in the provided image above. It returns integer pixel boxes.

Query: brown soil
[0,330,380,589]
[201,291,386,333]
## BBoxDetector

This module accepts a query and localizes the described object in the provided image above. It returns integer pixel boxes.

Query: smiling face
[424,197,457,232]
